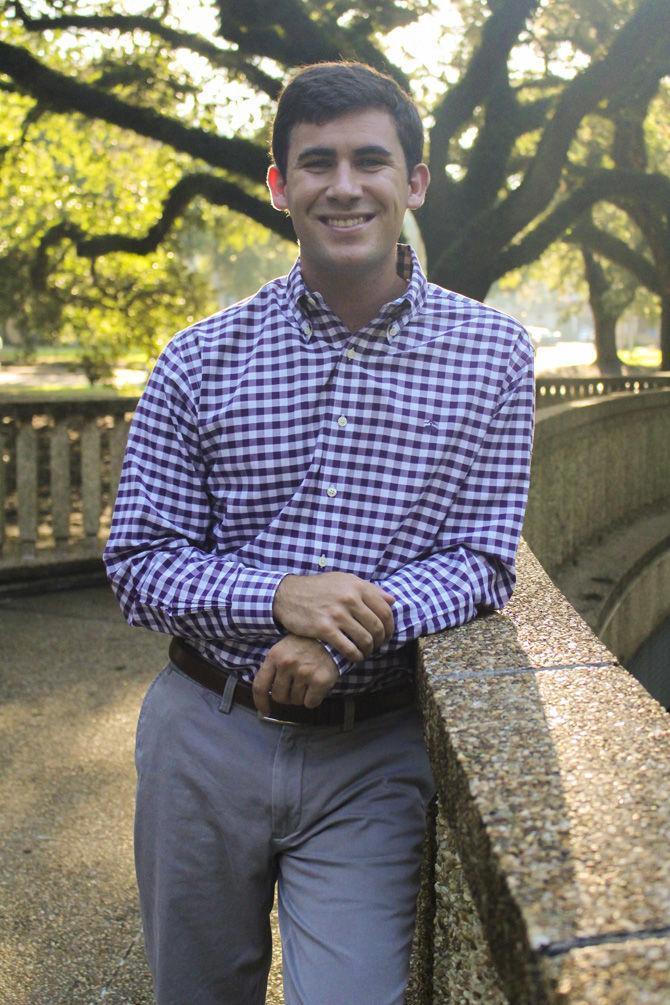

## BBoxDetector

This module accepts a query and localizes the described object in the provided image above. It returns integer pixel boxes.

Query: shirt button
[301,321,313,336]
[317,555,328,568]
[387,322,399,338]
[346,347,357,359]
[337,416,347,427]
[326,486,337,498]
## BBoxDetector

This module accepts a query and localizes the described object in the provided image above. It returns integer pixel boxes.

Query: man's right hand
[272,572,396,663]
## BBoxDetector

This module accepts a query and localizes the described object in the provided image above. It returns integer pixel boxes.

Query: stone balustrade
[409,540,670,1004]
[535,373,670,408]
[2,376,669,569]
[0,396,137,566]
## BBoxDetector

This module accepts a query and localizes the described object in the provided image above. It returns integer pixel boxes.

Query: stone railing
[535,373,670,409]
[0,395,138,571]
[523,388,670,575]
[408,384,670,1004]
[410,539,670,1004]
[2,378,670,575]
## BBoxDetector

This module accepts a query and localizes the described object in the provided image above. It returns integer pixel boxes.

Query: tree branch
[493,169,670,278]
[30,172,295,288]
[488,0,670,249]
[214,0,411,88]
[565,221,660,294]
[0,39,269,180]
[428,0,540,176]
[11,5,283,97]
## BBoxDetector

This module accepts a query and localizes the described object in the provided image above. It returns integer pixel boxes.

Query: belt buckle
[258,711,301,726]
[259,697,304,726]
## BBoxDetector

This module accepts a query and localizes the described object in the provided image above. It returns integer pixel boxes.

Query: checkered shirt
[104,245,535,693]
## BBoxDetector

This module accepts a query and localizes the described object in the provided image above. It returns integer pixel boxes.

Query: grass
[0,384,143,399]
[0,345,148,367]
[618,346,662,368]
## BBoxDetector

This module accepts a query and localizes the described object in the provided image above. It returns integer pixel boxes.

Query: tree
[567,83,670,366]
[0,0,668,359]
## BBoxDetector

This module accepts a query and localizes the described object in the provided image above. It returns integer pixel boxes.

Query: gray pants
[134,663,435,1005]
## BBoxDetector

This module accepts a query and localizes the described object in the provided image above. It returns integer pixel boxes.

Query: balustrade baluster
[109,415,129,503]
[50,421,71,545]
[16,421,38,558]
[81,419,101,541]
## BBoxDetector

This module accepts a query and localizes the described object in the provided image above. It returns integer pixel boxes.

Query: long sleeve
[104,338,285,643]
[371,338,534,655]
[315,337,535,675]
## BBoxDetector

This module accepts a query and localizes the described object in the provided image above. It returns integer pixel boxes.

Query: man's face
[267,108,429,289]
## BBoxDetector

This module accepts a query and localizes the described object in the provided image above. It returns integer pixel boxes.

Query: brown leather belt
[168,637,415,727]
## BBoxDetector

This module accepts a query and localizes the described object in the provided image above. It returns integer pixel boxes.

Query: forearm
[103,339,287,644]
[104,537,286,642]
[372,546,511,651]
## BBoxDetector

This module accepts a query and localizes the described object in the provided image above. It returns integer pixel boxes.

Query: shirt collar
[284,244,427,344]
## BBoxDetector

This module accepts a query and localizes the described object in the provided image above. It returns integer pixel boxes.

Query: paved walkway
[0,586,284,1004]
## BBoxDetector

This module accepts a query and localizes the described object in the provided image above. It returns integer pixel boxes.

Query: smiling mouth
[319,214,374,229]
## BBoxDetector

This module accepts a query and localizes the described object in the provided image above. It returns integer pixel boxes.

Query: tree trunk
[661,294,670,371]
[593,312,622,374]
[581,247,622,375]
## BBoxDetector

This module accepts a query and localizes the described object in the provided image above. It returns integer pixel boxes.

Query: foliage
[0,0,668,369]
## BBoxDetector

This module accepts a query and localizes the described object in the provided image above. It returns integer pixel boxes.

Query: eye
[302,159,331,172]
[358,156,386,170]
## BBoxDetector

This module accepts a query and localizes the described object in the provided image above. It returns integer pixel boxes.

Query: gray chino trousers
[134,662,435,1005]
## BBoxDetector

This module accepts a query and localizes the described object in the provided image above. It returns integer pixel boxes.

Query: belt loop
[342,697,356,732]
[218,674,237,715]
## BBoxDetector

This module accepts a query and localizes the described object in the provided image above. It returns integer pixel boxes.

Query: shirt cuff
[320,641,354,676]
[228,566,288,637]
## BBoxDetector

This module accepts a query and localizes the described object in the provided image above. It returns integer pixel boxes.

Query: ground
[0,586,285,1005]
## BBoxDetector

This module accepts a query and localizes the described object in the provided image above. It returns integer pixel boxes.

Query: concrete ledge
[523,390,670,574]
[417,542,670,1003]
[0,543,105,597]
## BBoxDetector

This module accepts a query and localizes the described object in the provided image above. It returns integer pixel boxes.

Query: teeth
[325,216,368,228]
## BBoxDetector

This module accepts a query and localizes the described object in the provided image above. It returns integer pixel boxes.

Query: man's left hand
[253,635,338,716]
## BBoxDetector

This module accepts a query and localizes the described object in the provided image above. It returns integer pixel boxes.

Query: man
[105,61,534,1005]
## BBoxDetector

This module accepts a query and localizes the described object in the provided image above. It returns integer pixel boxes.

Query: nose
[326,161,362,202]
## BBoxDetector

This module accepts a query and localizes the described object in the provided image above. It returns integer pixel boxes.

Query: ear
[407,163,430,211]
[267,165,289,211]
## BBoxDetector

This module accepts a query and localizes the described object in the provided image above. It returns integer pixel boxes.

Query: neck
[302,258,407,332]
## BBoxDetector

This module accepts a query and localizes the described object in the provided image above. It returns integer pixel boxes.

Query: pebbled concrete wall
[411,541,670,1004]
[523,389,670,576]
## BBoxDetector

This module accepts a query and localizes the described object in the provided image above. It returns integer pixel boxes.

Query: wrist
[272,573,296,628]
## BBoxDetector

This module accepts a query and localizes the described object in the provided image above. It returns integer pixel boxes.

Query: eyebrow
[295,144,393,164]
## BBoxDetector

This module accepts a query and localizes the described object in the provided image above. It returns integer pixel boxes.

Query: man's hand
[272,572,395,662]
[253,635,339,715]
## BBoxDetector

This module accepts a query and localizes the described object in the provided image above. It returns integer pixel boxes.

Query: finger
[351,594,393,643]
[268,665,293,705]
[303,680,330,709]
[338,614,376,656]
[321,628,365,662]
[288,680,308,705]
[252,660,276,716]
[361,592,396,640]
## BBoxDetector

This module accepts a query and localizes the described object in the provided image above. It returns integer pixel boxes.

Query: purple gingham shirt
[104,245,534,693]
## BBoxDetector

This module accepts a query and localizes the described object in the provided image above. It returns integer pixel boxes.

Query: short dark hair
[271,62,424,179]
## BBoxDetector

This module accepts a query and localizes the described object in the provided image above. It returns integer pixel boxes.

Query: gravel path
[0,586,284,1004]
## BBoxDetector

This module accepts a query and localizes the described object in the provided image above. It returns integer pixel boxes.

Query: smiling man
[105,62,535,1005]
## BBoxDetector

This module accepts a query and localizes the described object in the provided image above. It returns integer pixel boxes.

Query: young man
[105,62,534,1005]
